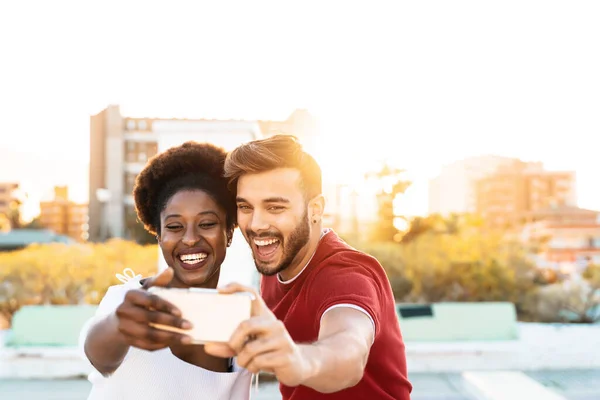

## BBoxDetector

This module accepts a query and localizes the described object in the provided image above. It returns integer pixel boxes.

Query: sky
[1,0,599,218]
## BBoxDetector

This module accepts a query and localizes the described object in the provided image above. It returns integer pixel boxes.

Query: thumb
[142,267,174,290]
[204,342,235,358]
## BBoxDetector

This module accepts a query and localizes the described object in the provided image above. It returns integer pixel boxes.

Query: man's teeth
[179,253,207,264]
[254,238,280,246]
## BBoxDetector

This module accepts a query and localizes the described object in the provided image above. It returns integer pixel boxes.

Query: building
[476,160,577,228]
[428,156,518,215]
[89,105,325,288]
[0,182,20,230]
[89,105,322,242]
[39,186,89,242]
[521,206,600,274]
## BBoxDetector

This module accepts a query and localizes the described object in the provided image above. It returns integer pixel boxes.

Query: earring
[227,238,232,247]
[156,235,159,241]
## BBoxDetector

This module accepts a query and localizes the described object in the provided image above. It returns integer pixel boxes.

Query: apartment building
[89,105,319,242]
[428,156,518,215]
[476,160,576,229]
[521,206,600,274]
[39,186,89,242]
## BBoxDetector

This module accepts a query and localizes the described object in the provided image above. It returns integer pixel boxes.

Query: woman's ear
[226,229,234,247]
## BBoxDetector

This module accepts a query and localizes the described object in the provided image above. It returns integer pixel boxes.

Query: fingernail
[181,336,192,344]
[181,320,193,330]
[172,308,182,317]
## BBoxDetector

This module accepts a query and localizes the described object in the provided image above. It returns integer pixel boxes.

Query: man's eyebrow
[262,197,291,203]
[236,196,290,204]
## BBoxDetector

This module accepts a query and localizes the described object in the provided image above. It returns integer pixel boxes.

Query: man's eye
[200,223,217,229]
[166,225,182,230]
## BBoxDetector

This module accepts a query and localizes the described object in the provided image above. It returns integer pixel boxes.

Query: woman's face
[158,189,231,288]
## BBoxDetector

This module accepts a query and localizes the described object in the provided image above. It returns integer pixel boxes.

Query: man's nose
[249,210,270,233]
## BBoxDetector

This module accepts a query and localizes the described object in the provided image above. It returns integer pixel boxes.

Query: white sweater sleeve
[78,277,142,371]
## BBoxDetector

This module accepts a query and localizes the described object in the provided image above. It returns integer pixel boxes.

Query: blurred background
[1,1,599,399]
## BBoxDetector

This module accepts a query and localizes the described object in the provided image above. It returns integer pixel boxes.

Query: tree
[365,163,411,242]
[0,213,10,232]
[0,240,159,325]
[23,217,44,230]
[375,214,541,308]
[7,200,22,229]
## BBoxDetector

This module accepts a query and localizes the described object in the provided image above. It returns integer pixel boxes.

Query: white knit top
[78,271,253,400]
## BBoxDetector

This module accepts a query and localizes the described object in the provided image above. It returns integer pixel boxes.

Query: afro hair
[133,141,236,236]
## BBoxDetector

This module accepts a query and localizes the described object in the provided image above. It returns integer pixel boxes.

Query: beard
[247,211,311,277]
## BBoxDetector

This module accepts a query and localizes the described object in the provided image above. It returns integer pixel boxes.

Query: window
[125,141,137,163]
[124,172,137,195]
[125,142,158,164]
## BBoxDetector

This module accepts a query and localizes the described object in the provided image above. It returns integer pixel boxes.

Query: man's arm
[296,306,374,392]
[204,283,375,393]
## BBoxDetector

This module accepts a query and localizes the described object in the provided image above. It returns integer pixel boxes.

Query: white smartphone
[147,287,253,344]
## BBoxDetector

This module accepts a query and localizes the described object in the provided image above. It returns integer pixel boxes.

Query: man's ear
[309,194,325,224]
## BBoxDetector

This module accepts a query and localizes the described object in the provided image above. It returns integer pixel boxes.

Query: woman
[79,141,252,399]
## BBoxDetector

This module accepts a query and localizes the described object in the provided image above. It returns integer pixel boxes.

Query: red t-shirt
[261,230,412,400]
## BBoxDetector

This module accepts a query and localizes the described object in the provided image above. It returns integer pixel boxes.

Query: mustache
[246,231,282,240]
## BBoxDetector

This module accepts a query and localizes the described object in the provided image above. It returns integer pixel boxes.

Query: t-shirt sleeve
[309,252,384,338]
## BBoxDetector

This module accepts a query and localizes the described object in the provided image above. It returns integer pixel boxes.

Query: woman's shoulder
[95,268,144,315]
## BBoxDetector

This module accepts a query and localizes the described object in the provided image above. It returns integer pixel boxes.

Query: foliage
[522,278,600,323]
[0,239,158,325]
[350,213,549,320]
[365,163,411,242]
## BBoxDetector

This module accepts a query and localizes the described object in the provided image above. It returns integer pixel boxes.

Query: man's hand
[114,267,193,351]
[204,283,312,387]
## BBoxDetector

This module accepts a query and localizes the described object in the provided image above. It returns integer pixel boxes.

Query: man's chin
[254,259,283,277]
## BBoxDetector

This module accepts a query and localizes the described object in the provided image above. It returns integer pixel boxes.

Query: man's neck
[278,229,323,282]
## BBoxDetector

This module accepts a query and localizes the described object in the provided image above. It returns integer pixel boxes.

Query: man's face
[236,168,311,276]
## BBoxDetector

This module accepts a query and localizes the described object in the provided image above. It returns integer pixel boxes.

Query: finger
[217,282,258,298]
[229,317,283,354]
[217,282,269,317]
[244,351,288,375]
[119,321,189,346]
[116,304,191,329]
[203,342,236,358]
[123,289,182,317]
[142,267,174,290]
[236,335,285,369]
[122,333,166,351]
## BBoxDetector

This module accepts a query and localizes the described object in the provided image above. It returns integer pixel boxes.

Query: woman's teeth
[179,253,207,264]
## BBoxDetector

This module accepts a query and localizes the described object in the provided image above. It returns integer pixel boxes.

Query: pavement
[2,370,600,400]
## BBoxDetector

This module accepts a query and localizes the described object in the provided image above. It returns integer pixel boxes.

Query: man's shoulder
[317,232,382,271]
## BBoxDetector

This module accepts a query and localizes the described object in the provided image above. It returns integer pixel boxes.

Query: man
[205,135,412,399]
